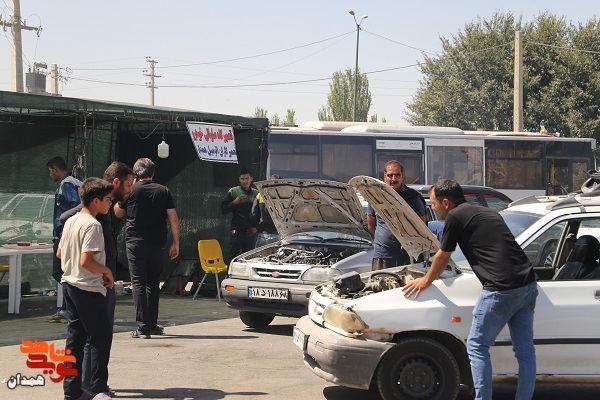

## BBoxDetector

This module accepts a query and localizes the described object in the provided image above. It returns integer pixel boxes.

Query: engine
[252,245,360,266]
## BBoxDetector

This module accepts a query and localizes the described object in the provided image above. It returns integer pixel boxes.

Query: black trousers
[52,238,63,283]
[126,240,164,334]
[63,283,111,400]
[228,230,257,263]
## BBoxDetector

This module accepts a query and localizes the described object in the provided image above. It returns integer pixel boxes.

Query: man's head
[269,174,281,180]
[133,158,155,180]
[79,177,114,215]
[103,162,134,202]
[239,167,254,190]
[383,160,404,191]
[429,179,465,220]
[46,156,68,182]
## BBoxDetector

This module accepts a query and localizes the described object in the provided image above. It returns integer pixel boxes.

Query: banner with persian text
[186,122,238,163]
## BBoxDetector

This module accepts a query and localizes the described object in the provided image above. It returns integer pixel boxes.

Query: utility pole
[513,30,523,132]
[0,0,42,92]
[143,57,160,106]
[50,63,59,95]
[348,11,367,122]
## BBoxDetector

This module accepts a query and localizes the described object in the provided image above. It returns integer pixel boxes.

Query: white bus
[268,122,597,200]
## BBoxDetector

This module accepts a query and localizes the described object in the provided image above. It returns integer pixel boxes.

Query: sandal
[151,324,164,335]
[130,329,150,339]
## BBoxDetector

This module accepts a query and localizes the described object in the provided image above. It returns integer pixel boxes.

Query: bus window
[322,142,372,182]
[486,141,543,190]
[270,137,319,178]
[376,154,423,184]
[426,146,483,186]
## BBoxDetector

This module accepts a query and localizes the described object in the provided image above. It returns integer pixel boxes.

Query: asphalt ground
[1,293,600,400]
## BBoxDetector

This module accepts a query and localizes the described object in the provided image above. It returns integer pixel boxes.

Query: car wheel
[239,311,275,328]
[376,337,460,400]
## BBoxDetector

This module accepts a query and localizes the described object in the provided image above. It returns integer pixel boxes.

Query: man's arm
[63,182,82,209]
[59,203,83,225]
[167,208,180,260]
[367,215,376,236]
[80,252,114,289]
[402,249,452,299]
[114,201,126,218]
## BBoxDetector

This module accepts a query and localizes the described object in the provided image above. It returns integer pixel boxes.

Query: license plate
[248,287,289,300]
[292,326,306,351]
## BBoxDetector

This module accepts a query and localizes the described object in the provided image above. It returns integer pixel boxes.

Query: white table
[0,245,54,314]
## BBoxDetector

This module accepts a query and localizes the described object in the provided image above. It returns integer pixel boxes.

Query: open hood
[254,179,371,241]
[348,176,456,268]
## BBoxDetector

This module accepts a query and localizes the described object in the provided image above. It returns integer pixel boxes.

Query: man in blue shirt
[367,160,427,270]
[47,156,82,321]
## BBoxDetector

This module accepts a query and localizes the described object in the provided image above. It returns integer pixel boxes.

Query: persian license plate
[248,287,289,300]
[292,326,306,351]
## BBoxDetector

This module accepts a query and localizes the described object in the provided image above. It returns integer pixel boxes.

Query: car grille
[254,267,301,279]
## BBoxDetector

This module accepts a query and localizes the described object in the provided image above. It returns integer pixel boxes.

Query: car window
[464,193,481,205]
[499,211,541,238]
[484,193,511,212]
[522,221,566,280]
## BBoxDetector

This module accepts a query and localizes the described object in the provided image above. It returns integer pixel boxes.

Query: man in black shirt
[116,158,180,339]
[403,180,537,400]
[221,167,258,261]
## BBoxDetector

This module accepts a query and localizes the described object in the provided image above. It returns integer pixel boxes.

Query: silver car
[221,179,374,328]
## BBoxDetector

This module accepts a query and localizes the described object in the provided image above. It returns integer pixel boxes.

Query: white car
[294,176,600,400]
[221,179,374,328]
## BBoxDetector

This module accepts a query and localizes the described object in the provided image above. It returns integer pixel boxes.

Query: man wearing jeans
[403,179,538,400]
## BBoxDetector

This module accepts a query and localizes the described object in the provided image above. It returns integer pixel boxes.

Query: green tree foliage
[283,109,296,126]
[270,113,280,126]
[317,105,333,121]
[254,107,268,118]
[319,68,372,121]
[406,11,600,141]
[370,114,378,123]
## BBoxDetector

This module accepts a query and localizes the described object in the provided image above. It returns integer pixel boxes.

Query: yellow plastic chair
[0,264,9,283]
[192,239,228,301]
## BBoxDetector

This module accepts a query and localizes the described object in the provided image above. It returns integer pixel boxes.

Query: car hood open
[254,179,371,241]
[348,176,456,269]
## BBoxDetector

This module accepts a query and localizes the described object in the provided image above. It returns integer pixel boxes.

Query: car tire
[376,337,460,400]
[239,311,275,328]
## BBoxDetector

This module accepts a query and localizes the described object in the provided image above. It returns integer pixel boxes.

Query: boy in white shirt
[58,177,114,400]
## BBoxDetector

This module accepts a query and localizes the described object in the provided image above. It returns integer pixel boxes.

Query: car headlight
[228,261,250,278]
[302,267,341,283]
[322,303,366,335]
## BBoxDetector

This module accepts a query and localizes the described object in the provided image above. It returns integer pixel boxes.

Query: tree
[405,11,600,141]
[282,109,296,126]
[254,107,268,118]
[370,114,378,123]
[270,113,280,126]
[319,68,371,122]
[317,105,333,121]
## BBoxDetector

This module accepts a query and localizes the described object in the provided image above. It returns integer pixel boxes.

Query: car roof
[408,184,512,201]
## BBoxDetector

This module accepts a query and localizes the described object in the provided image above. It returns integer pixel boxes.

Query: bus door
[546,158,590,195]
[375,153,423,184]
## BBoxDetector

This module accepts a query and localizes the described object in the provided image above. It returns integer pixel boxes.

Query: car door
[492,215,600,376]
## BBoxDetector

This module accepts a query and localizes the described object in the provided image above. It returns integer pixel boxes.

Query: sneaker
[48,310,68,323]
[150,324,164,335]
[130,329,150,339]
[92,393,112,400]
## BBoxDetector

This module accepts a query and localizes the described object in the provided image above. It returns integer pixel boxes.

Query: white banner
[186,122,238,163]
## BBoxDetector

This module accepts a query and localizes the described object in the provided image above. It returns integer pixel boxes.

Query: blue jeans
[467,281,538,400]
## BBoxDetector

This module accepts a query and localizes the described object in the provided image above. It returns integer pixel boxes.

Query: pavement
[1,292,600,400]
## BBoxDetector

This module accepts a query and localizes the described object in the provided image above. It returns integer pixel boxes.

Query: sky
[0,1,598,125]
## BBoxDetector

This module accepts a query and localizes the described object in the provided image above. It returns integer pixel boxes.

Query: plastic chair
[192,239,228,301]
[0,264,9,283]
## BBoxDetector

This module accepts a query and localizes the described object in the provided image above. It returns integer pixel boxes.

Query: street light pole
[349,10,367,122]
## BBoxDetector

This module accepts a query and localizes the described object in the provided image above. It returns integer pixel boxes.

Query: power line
[526,40,600,55]
[65,31,354,72]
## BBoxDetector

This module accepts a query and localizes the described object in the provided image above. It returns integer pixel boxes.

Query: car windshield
[451,210,542,264]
